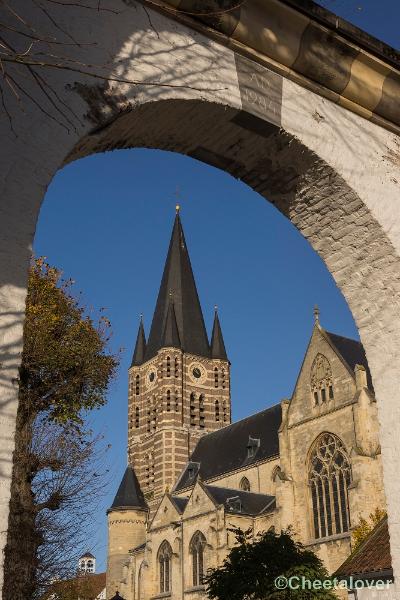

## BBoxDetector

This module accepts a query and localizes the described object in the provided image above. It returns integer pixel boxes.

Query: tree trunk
[3,393,39,600]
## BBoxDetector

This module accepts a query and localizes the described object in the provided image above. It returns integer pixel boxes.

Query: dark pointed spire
[145,212,210,360]
[109,466,148,511]
[161,298,181,349]
[131,316,146,367]
[211,307,228,360]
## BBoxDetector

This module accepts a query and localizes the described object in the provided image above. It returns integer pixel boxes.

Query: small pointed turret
[131,316,146,367]
[161,299,181,349]
[211,307,228,360]
[109,466,147,511]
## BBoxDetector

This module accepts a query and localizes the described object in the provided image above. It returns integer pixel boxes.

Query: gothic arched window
[175,357,179,378]
[214,367,219,388]
[135,406,140,428]
[135,374,140,395]
[190,392,196,427]
[199,394,205,428]
[215,400,220,421]
[309,433,351,539]
[239,477,251,492]
[158,540,172,593]
[190,531,206,587]
[166,389,171,412]
[166,356,171,377]
[311,354,333,405]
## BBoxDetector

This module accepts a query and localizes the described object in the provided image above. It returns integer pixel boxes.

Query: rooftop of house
[335,516,393,582]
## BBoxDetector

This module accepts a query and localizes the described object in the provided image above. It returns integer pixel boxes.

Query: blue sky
[33,1,399,573]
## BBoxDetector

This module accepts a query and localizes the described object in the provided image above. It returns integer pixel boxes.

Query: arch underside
[68,97,400,341]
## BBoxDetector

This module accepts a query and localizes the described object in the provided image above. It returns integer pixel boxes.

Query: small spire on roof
[131,316,147,367]
[211,306,228,360]
[176,204,180,213]
[314,305,320,325]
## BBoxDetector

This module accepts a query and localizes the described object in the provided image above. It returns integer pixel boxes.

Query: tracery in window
[158,540,172,593]
[309,433,351,539]
[190,531,206,587]
[311,354,333,405]
[239,476,251,492]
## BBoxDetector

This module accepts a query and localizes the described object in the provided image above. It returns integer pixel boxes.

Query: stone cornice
[140,0,400,135]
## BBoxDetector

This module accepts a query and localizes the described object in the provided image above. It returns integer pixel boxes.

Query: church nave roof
[174,403,282,491]
[203,484,276,516]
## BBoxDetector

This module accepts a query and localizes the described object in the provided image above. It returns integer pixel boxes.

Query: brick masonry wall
[1,1,400,596]
[128,348,231,506]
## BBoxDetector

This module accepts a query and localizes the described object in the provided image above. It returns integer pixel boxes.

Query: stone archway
[1,1,400,595]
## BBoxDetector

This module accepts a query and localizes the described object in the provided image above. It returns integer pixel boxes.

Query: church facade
[106,211,386,600]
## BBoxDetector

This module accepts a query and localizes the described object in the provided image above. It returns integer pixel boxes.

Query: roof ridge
[323,328,362,344]
[205,483,274,498]
[196,403,281,441]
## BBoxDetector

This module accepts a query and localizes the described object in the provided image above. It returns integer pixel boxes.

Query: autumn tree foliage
[204,527,337,600]
[3,258,119,600]
[352,508,387,551]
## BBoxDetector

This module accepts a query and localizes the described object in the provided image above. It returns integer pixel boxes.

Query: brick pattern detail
[128,348,231,507]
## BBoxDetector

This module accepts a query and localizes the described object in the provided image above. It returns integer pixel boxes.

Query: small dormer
[246,436,260,460]
[187,461,200,482]
[226,496,242,513]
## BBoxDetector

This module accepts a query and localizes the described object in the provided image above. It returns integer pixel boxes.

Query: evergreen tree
[204,527,337,600]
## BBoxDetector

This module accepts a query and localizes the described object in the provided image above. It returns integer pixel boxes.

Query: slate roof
[324,330,373,390]
[210,309,228,360]
[109,466,148,511]
[130,542,146,554]
[161,301,181,349]
[204,484,275,516]
[169,495,189,514]
[131,317,146,367]
[175,403,281,490]
[335,516,393,582]
[80,551,95,559]
[145,213,210,361]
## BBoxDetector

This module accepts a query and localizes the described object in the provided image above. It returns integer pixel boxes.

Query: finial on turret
[214,304,218,313]
[175,204,180,213]
[314,304,320,325]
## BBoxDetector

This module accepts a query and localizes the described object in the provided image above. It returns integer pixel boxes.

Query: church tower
[127,209,231,509]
